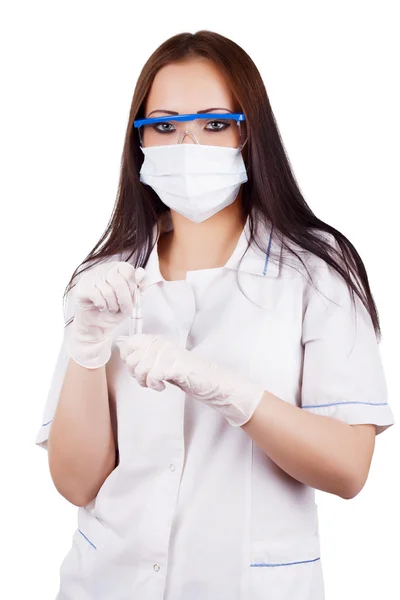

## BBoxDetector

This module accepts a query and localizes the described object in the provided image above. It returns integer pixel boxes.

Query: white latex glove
[66,262,147,369]
[115,333,266,427]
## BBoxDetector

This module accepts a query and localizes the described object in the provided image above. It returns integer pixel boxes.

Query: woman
[35,30,395,600]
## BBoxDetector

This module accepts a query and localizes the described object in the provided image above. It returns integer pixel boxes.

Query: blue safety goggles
[133,112,247,149]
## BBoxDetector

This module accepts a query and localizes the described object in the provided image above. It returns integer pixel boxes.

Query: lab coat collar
[143,209,281,286]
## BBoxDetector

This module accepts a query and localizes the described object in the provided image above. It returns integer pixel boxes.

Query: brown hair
[63,30,382,339]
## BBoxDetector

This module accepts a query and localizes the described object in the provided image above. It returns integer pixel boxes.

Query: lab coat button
[169,464,176,471]
[153,564,160,572]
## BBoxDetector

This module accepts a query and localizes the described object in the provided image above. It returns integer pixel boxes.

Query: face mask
[138,143,248,223]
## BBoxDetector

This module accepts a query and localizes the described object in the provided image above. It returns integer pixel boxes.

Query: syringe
[129,283,143,335]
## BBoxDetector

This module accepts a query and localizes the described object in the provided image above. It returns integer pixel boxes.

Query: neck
[158,197,246,274]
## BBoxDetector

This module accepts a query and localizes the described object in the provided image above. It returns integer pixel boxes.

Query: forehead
[145,59,236,114]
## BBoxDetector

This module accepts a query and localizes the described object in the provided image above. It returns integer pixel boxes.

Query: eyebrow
[146,107,234,117]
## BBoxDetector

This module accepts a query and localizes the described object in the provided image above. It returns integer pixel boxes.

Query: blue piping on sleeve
[303,401,389,408]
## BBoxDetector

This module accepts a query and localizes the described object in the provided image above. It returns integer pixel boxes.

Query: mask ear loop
[138,125,144,148]
[237,120,248,152]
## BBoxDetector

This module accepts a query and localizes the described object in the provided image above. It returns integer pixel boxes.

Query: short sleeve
[300,256,395,436]
[35,281,76,450]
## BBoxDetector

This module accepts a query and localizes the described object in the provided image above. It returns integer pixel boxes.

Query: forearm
[241,390,369,499]
[48,357,116,507]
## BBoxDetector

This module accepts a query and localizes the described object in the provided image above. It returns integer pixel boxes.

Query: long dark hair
[63,30,382,340]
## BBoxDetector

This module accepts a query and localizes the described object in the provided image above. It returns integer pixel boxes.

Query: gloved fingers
[134,267,146,285]
[119,335,160,376]
[116,334,160,359]
[96,262,134,314]
[76,261,149,317]
[133,359,158,387]
[122,344,149,374]
[114,262,149,307]
[113,263,149,298]
[134,266,152,293]
[143,343,181,391]
[146,362,169,391]
[116,335,169,391]
[135,362,167,391]
[76,266,109,312]
[147,377,166,392]
[76,262,124,315]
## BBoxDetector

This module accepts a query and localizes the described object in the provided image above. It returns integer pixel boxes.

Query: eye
[205,120,230,132]
[152,122,176,133]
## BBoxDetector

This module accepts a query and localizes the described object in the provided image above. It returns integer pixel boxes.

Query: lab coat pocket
[74,524,99,559]
[58,513,109,599]
[249,535,324,600]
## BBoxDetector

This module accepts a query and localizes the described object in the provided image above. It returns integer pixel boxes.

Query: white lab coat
[35,210,395,600]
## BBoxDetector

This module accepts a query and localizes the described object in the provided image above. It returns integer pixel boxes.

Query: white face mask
[139,143,248,223]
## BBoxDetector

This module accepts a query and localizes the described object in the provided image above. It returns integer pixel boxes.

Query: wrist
[66,323,112,369]
[223,376,265,428]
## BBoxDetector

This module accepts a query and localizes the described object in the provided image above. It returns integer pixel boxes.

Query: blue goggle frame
[133,112,246,128]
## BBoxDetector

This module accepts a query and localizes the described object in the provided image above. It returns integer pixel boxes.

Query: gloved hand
[115,333,266,427]
[66,262,147,369]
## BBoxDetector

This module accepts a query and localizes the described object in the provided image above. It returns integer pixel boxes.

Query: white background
[1,1,399,598]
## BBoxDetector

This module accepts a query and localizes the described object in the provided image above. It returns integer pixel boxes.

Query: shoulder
[279,230,341,281]
[279,231,360,316]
